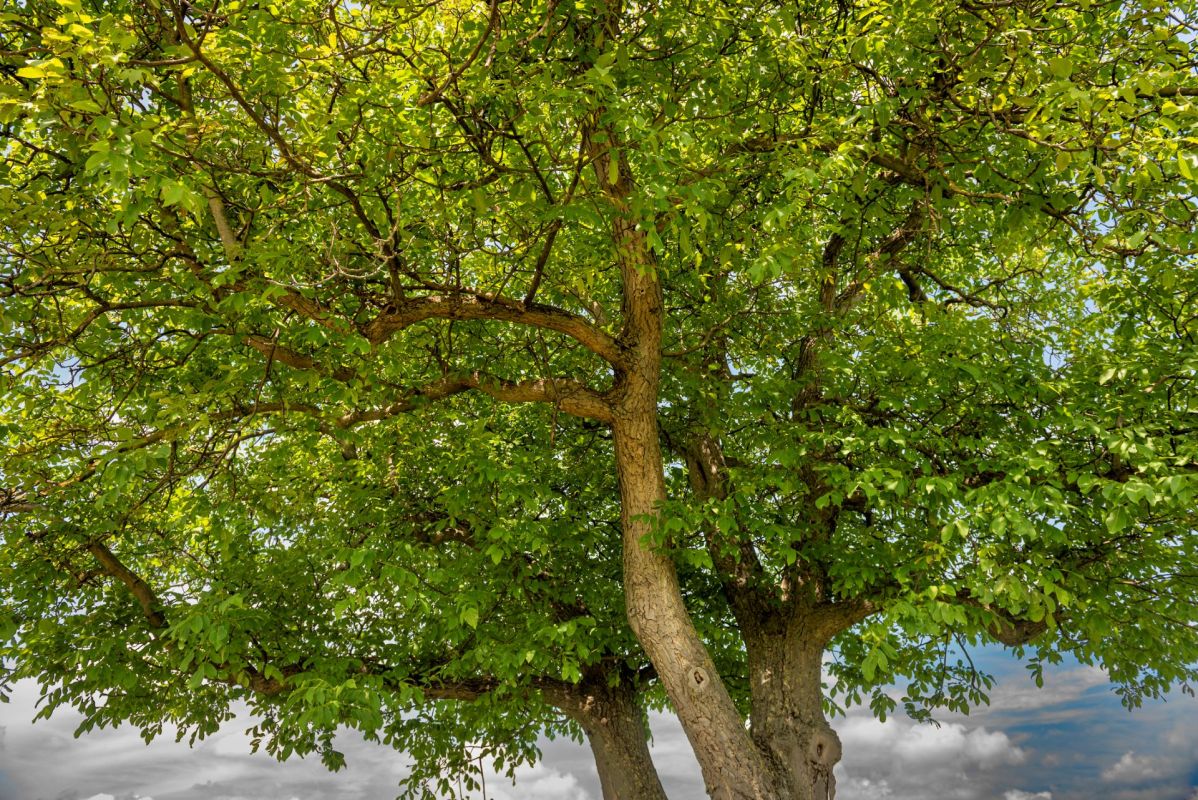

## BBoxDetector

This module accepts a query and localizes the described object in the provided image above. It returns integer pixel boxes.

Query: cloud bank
[2,650,1195,800]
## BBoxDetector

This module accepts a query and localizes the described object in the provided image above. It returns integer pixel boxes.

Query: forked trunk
[614,410,844,799]
[597,99,822,799]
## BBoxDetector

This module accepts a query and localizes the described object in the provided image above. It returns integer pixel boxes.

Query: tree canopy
[2,0,1197,798]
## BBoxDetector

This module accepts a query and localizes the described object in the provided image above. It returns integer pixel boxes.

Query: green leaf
[84,152,108,173]
[161,181,186,207]
[1048,57,1073,79]
[1179,153,1197,181]
[1104,505,1132,534]
[461,607,479,629]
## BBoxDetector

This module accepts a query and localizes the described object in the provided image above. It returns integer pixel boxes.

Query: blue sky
[0,648,1195,800]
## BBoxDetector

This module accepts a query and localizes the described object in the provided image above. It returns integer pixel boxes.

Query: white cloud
[893,722,1025,769]
[1101,751,1172,783]
[3,662,1195,800]
[0,680,415,800]
[836,775,894,798]
[1162,717,1198,753]
[838,715,1026,772]
[833,713,1029,800]
[981,666,1107,714]
[641,711,706,798]
[474,761,593,800]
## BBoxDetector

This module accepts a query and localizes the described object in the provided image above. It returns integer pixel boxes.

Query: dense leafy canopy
[2,0,1197,796]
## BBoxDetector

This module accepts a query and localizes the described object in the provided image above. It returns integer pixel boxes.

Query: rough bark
[618,380,848,800]
[685,431,846,800]
[593,132,779,795]
[745,618,843,800]
[614,408,777,799]
[556,678,670,800]
[581,2,852,786]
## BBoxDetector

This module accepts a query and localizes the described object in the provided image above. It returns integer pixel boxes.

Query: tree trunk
[613,408,780,799]
[616,408,845,800]
[684,432,846,799]
[596,177,771,796]
[570,679,670,800]
[590,127,787,793]
[746,620,843,800]
[593,106,788,798]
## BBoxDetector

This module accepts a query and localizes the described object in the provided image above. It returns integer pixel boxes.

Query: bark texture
[613,410,778,799]
[745,621,843,800]
[564,679,670,800]
[686,432,848,800]
[596,140,781,797]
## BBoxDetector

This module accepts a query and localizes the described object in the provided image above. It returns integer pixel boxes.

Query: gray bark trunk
[747,625,842,800]
[573,680,671,800]
[685,431,846,800]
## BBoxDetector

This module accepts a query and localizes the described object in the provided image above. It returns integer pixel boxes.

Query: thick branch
[683,433,771,629]
[72,541,296,695]
[86,540,167,629]
[840,593,1048,647]
[361,294,623,368]
[957,593,1050,646]
[244,336,357,382]
[341,371,614,425]
[834,204,926,310]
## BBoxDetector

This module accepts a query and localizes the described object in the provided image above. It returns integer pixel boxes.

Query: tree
[4,390,675,799]
[2,0,1197,797]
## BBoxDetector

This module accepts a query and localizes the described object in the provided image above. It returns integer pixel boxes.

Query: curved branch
[4,369,610,517]
[183,41,383,240]
[833,593,1048,646]
[244,336,358,382]
[86,540,168,629]
[416,0,502,108]
[682,432,771,630]
[361,294,624,368]
[341,371,614,425]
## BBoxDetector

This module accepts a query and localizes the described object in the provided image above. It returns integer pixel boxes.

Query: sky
[1,648,1196,800]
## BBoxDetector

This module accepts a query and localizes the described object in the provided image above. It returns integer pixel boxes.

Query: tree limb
[361,294,624,368]
[340,371,614,425]
[85,540,167,629]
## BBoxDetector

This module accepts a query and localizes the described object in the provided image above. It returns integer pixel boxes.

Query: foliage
[2,0,1197,796]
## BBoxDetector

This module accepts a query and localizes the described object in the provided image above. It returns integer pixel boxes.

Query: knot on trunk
[807,725,842,800]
